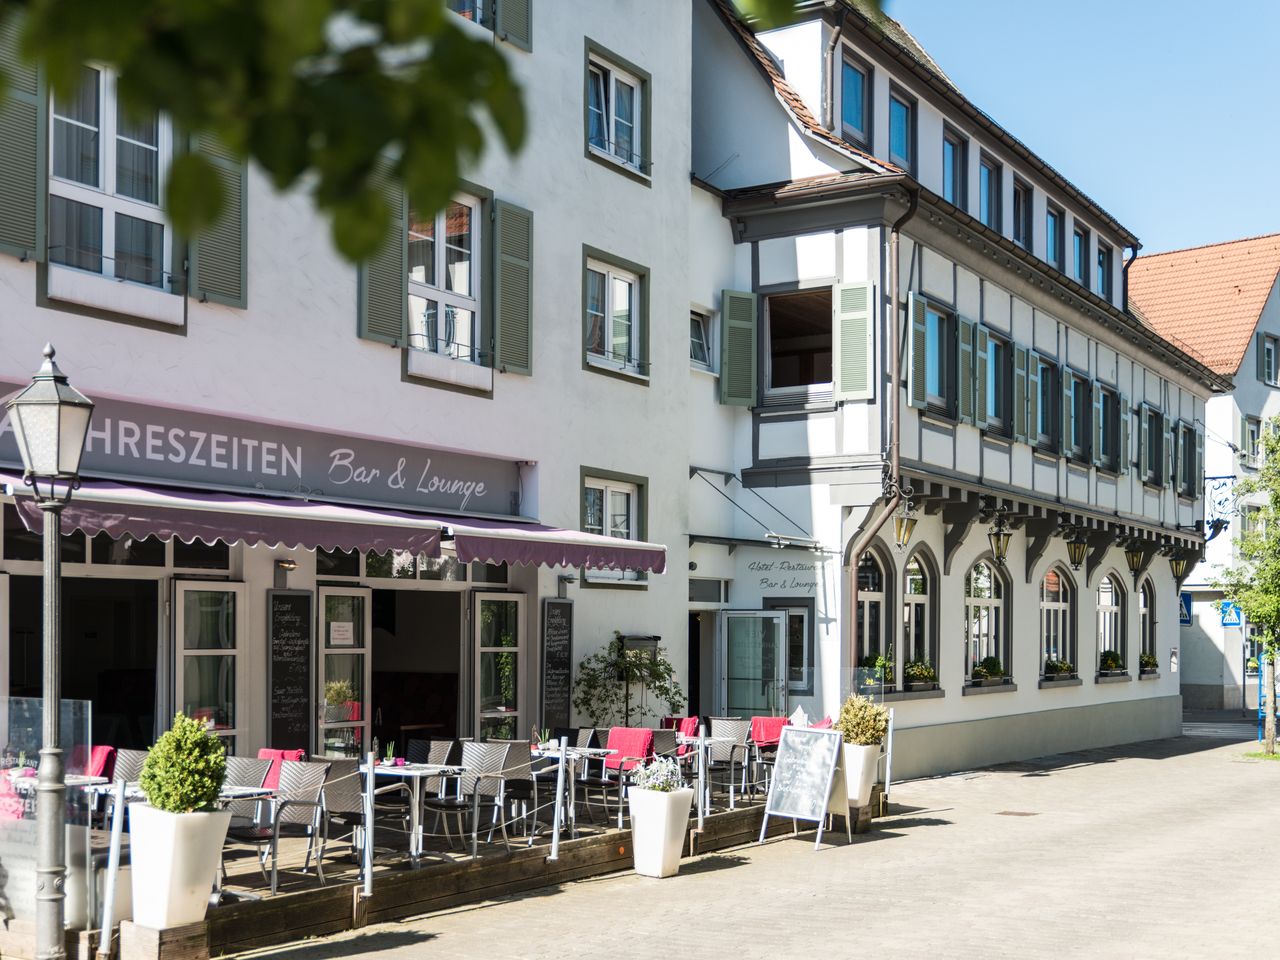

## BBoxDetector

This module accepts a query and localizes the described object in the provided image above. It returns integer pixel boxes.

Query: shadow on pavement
[677,853,751,875]
[247,929,438,959]
[992,734,1253,778]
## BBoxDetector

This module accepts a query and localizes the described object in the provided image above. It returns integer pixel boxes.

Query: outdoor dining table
[531,745,615,839]
[360,762,464,859]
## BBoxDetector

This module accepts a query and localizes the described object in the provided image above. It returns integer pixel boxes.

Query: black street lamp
[1065,529,1089,571]
[4,345,93,960]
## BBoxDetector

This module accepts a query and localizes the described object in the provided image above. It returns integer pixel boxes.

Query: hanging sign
[758,726,850,849]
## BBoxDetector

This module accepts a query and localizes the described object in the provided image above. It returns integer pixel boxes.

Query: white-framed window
[766,288,833,402]
[964,560,1006,680]
[899,555,931,689]
[583,475,643,582]
[408,196,483,365]
[1139,580,1156,664]
[690,310,714,371]
[587,57,644,172]
[782,606,812,694]
[1096,574,1125,672]
[446,0,487,25]
[1040,566,1075,673]
[48,64,173,289]
[586,259,642,374]
[855,554,886,669]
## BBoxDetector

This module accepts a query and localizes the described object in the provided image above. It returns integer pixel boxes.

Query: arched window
[965,560,1006,680]
[1097,574,1125,672]
[901,556,932,686]
[1139,580,1156,669]
[1039,566,1075,674]
[855,554,886,671]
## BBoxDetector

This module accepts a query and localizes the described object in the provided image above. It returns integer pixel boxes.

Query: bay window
[408,196,482,364]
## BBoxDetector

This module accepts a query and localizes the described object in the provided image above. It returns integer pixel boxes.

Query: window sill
[48,264,183,327]
[962,681,1017,696]
[406,348,494,393]
[690,364,719,379]
[882,688,945,703]
[580,575,648,591]
[1138,670,1160,681]
[1038,676,1082,689]
[1095,673,1132,684]
[585,355,649,385]
[1032,447,1059,462]
[981,430,1013,447]
[921,410,957,429]
[584,145,652,187]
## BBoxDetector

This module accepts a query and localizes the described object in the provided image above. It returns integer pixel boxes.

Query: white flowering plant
[630,756,683,793]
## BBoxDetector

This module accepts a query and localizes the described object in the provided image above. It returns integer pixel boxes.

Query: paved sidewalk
[240,733,1277,960]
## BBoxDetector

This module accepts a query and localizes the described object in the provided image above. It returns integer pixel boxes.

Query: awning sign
[1178,592,1192,626]
[1220,601,1242,627]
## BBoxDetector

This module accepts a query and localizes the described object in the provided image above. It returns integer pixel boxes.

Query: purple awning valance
[450,517,667,573]
[1,473,443,555]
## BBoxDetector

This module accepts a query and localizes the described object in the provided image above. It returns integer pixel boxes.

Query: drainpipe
[822,15,843,131]
[1122,241,1141,313]
[847,186,919,689]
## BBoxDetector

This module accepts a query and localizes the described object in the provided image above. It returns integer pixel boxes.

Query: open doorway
[371,589,462,749]
[9,576,158,749]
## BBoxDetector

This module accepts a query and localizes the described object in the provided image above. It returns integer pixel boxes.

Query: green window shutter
[493,199,533,375]
[1027,353,1040,444]
[0,13,44,261]
[1092,385,1105,467]
[1118,393,1130,474]
[719,289,757,406]
[1240,413,1249,462]
[1060,371,1073,456]
[1138,406,1150,479]
[1165,417,1176,488]
[1012,346,1028,442]
[494,0,532,51]
[189,135,247,307]
[832,282,874,402]
[974,325,989,430]
[906,295,929,409]
[956,318,974,424]
[1195,427,1205,490]
[357,166,408,346]
[1258,332,1267,381]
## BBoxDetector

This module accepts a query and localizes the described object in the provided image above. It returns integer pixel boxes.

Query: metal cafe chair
[577,727,655,830]
[223,755,273,826]
[486,740,540,845]
[422,741,509,853]
[707,717,752,808]
[227,760,331,894]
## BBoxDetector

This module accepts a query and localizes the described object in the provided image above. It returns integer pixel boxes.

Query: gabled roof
[707,0,900,176]
[1128,234,1280,377]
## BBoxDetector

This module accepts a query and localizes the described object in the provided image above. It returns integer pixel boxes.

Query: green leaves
[571,634,686,727]
[835,694,889,746]
[2,0,526,261]
[140,712,227,814]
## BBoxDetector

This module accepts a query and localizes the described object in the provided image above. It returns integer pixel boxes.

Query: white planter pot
[628,787,694,878]
[843,742,881,808]
[129,804,231,929]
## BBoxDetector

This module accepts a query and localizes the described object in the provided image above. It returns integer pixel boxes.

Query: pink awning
[449,517,667,573]
[1,473,443,555]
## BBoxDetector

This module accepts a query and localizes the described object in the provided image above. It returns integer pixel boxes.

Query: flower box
[904,682,937,692]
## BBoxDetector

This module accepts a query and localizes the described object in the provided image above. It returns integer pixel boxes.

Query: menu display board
[267,590,313,751]
[541,599,573,731]
[759,726,850,848]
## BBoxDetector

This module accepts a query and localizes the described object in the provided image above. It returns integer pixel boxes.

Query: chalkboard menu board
[541,599,573,730]
[267,590,313,751]
[760,726,849,848]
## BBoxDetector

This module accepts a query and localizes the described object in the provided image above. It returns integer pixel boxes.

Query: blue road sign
[1178,592,1193,626]
[1220,601,1242,627]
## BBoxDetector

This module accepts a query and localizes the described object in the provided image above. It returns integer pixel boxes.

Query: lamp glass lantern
[1124,541,1146,578]
[987,514,1011,565]
[4,345,95,500]
[1066,532,1088,571]
[1169,553,1190,581]
[893,504,917,549]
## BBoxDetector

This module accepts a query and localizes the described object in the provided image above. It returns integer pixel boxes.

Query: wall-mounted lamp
[987,507,1011,565]
[1065,530,1089,571]
[274,557,298,589]
[1169,552,1191,582]
[1124,540,1146,582]
[893,499,918,550]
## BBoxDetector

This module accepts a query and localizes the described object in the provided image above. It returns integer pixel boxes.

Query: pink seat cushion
[257,748,306,789]
[750,716,788,746]
[676,716,700,756]
[811,716,833,730]
[604,727,655,772]
[88,745,116,780]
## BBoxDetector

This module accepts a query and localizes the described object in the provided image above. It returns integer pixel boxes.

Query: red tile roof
[1128,234,1280,376]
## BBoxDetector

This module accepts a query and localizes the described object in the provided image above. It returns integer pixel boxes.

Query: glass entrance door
[318,586,372,758]
[719,611,786,717]
[174,581,245,752]
[473,592,524,740]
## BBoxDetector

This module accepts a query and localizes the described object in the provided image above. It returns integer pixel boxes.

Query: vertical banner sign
[267,590,313,751]
[541,599,573,731]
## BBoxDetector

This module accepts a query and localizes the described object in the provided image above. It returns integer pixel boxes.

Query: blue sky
[884,0,1280,253]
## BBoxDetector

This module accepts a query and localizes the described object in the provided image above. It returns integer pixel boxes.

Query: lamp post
[4,345,94,960]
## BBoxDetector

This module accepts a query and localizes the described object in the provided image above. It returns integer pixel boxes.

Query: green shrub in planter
[971,656,1004,680]
[903,660,937,684]
[1098,649,1124,671]
[1043,658,1074,675]
[140,713,227,814]
[834,695,889,746]
[1140,653,1160,671]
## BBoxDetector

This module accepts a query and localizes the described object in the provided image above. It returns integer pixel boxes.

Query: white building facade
[0,1,1226,778]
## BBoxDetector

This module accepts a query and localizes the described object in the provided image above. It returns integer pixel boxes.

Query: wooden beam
[1024,516,1058,584]
[942,495,982,575]
[1083,529,1115,586]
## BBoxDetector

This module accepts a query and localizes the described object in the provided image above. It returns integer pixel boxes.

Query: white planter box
[628,787,694,878]
[843,742,880,808]
[129,804,231,929]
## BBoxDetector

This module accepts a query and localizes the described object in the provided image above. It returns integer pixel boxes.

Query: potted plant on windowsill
[130,712,230,929]
[903,659,938,691]
[834,694,889,808]
[1139,653,1160,675]
[858,654,894,691]
[969,656,1007,686]
[1098,649,1127,677]
[1042,658,1075,681]
[627,756,694,878]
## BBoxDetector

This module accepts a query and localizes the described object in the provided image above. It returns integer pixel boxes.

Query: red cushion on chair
[676,716,700,756]
[750,716,788,746]
[811,716,833,730]
[88,745,116,780]
[257,748,306,789]
[604,727,655,772]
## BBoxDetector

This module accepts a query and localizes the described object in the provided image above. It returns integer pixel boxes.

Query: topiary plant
[834,695,890,746]
[1099,649,1124,671]
[140,713,227,814]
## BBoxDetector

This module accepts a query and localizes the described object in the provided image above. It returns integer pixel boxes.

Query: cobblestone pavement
[240,733,1277,960]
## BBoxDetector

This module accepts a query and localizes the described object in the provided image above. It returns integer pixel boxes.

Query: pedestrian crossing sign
[1220,601,1242,627]
[1178,592,1192,626]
